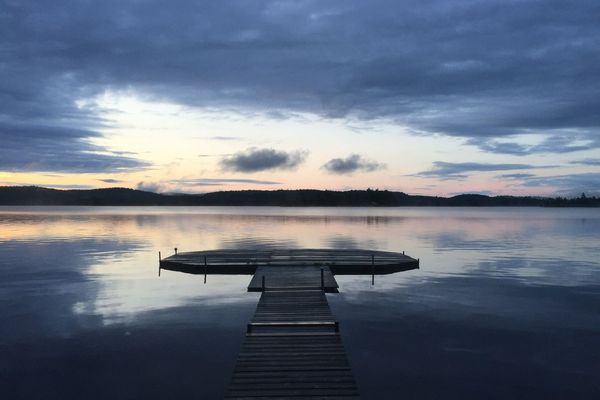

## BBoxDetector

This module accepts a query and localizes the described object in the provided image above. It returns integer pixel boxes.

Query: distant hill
[0,186,598,207]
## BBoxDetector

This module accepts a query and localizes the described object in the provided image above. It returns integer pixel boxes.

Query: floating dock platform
[160,248,419,277]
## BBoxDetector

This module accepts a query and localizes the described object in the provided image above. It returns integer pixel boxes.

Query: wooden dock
[227,289,359,399]
[159,248,419,399]
[160,248,419,276]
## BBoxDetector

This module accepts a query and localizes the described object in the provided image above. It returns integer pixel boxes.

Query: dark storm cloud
[2,0,600,168]
[173,178,280,186]
[416,162,537,179]
[322,154,385,174]
[220,148,306,172]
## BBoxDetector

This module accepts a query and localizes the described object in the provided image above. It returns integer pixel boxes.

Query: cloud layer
[0,122,149,173]
[220,148,307,172]
[1,0,599,175]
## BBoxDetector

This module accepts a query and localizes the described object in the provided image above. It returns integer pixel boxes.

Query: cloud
[519,173,600,195]
[136,181,162,193]
[0,122,150,173]
[322,154,385,175]
[497,173,536,179]
[198,154,229,158]
[172,178,280,186]
[1,0,599,166]
[415,162,538,180]
[469,135,600,156]
[220,148,307,172]
[98,178,123,184]
[209,136,241,141]
[570,159,600,166]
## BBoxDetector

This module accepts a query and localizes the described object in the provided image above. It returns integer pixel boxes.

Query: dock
[160,248,418,276]
[159,248,419,399]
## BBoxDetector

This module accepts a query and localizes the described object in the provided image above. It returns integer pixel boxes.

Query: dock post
[159,251,161,262]
[174,247,178,255]
[371,253,375,286]
[204,255,207,284]
[158,251,162,277]
[321,268,324,291]
[262,275,265,291]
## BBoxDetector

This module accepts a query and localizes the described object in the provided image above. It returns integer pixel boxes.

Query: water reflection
[1,206,599,399]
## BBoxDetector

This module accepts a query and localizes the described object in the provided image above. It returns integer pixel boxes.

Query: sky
[1,0,599,196]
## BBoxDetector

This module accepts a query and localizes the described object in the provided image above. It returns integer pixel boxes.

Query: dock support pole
[262,276,265,292]
[204,256,207,284]
[371,253,375,286]
[320,268,324,291]
[158,251,162,277]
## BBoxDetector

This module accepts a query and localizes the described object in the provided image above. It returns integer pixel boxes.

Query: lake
[1,206,599,399]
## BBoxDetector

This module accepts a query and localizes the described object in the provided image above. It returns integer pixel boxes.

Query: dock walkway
[248,265,339,292]
[226,289,359,399]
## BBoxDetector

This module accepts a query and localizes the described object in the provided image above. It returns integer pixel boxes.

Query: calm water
[1,207,599,399]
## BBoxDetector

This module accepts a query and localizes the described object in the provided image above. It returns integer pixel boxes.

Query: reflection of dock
[159,248,419,399]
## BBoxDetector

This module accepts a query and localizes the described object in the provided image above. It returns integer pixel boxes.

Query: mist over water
[1,207,599,399]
